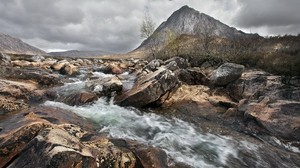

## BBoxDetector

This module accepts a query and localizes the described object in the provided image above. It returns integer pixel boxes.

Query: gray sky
[0,0,299,53]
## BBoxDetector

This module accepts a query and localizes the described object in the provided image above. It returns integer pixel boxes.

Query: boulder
[30,55,45,62]
[94,65,113,74]
[0,66,61,86]
[51,62,66,71]
[240,97,300,140]
[164,57,189,69]
[0,108,137,168]
[175,68,209,85]
[60,64,79,76]
[86,76,123,97]
[115,67,180,107]
[227,70,300,101]
[210,63,245,86]
[109,63,123,74]
[144,59,164,71]
[55,91,98,106]
[165,61,179,71]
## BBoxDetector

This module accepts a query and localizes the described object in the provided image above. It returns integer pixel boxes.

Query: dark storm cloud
[0,0,299,52]
[233,0,300,35]
[0,0,145,52]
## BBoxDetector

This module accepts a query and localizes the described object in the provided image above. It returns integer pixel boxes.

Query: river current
[43,72,300,168]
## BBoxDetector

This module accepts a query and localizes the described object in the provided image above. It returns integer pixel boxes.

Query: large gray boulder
[210,63,245,86]
[115,67,181,107]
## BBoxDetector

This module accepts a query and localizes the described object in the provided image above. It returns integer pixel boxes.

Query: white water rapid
[44,98,259,168]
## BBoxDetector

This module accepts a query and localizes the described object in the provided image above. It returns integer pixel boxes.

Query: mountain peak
[136,5,257,51]
[0,33,46,55]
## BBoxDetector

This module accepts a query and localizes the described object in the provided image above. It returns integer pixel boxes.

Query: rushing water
[44,99,261,167]
[43,72,300,168]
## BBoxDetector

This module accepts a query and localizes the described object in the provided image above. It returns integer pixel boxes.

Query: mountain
[49,50,113,57]
[136,5,258,51]
[0,33,46,55]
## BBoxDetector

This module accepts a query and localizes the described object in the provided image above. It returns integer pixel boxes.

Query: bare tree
[140,11,156,39]
[140,10,158,59]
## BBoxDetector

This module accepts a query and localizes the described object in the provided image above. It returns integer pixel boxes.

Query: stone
[164,57,189,69]
[30,55,45,62]
[144,59,164,71]
[86,76,123,97]
[0,107,137,168]
[94,65,113,74]
[11,60,32,67]
[210,63,245,86]
[50,62,66,71]
[109,63,123,74]
[175,68,209,85]
[0,96,28,114]
[165,61,179,71]
[60,64,79,76]
[240,98,300,140]
[57,91,98,106]
[115,67,180,107]
[0,66,61,86]
[227,70,300,101]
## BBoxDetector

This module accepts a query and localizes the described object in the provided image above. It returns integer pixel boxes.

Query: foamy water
[44,99,259,167]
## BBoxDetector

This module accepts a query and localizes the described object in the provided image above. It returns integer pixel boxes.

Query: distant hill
[0,33,46,55]
[135,5,259,51]
[49,50,113,57]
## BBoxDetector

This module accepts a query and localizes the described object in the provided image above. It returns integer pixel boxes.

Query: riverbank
[0,53,299,167]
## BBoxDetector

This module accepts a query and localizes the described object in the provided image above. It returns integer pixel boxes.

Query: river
[43,71,300,168]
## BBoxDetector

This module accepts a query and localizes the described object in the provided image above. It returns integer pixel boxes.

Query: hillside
[49,50,113,58]
[0,33,46,55]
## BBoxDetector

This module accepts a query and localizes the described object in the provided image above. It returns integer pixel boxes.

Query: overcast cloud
[0,0,299,53]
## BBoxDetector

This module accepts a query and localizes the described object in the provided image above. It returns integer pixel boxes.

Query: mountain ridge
[0,33,46,55]
[136,5,259,51]
[49,50,113,57]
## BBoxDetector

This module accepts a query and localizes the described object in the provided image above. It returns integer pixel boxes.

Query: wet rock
[86,76,123,97]
[115,67,180,107]
[144,59,164,71]
[50,62,66,71]
[0,107,137,168]
[164,57,189,69]
[0,96,28,113]
[227,70,300,101]
[57,91,98,106]
[210,63,245,86]
[240,97,300,140]
[133,147,168,168]
[0,67,60,86]
[60,64,79,76]
[109,63,123,74]
[175,68,209,85]
[94,65,113,74]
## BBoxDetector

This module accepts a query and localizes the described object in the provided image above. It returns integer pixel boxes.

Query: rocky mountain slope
[49,50,113,57]
[136,5,257,51]
[0,33,46,55]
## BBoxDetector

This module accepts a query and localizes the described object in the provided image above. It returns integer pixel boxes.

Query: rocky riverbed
[0,53,299,168]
